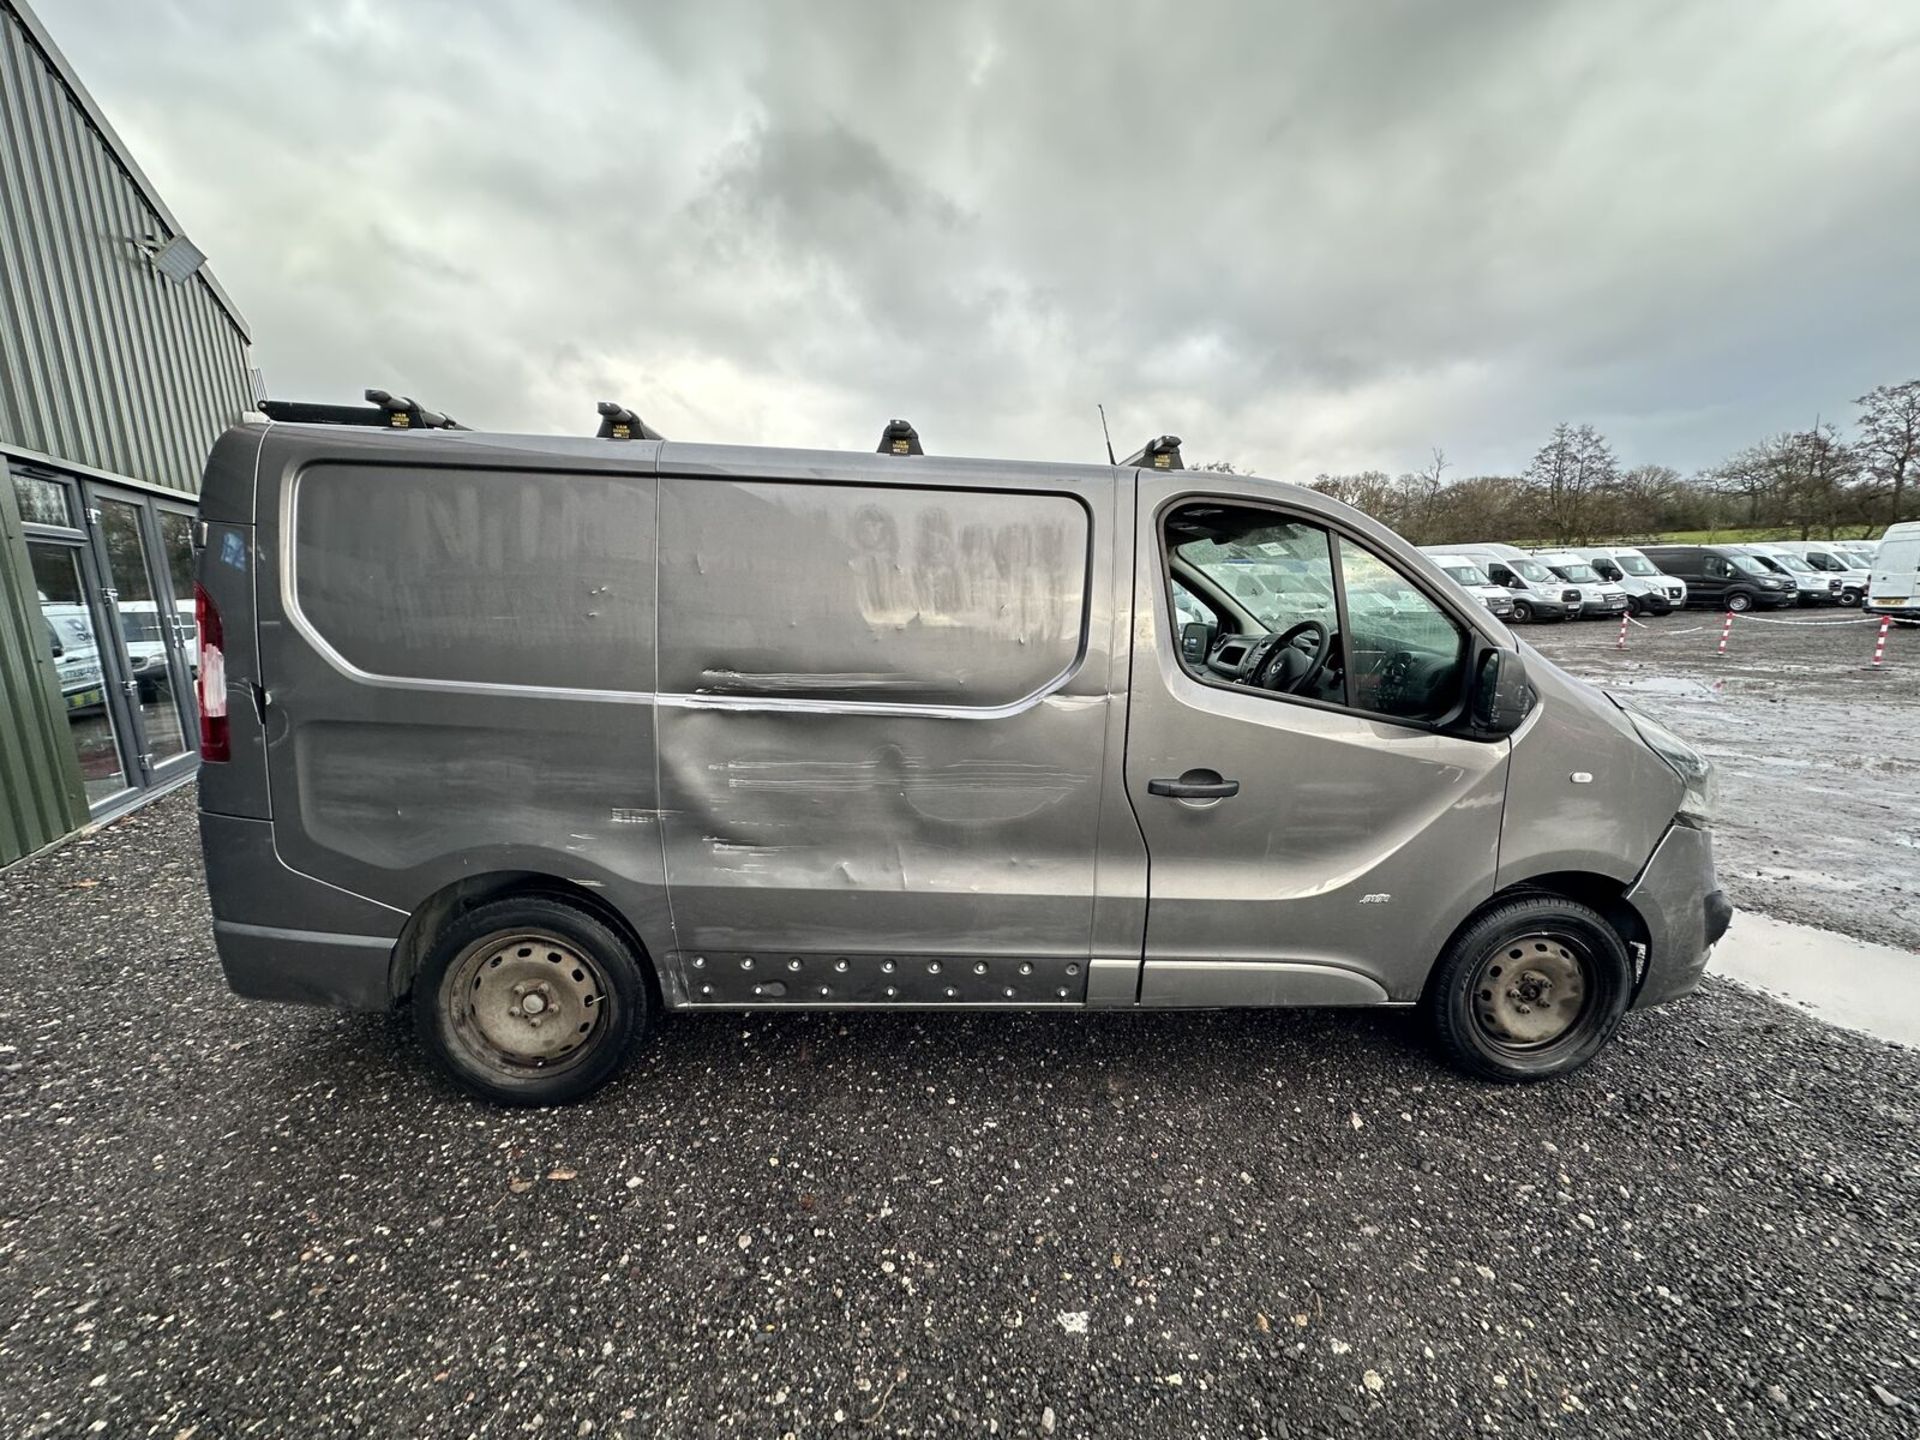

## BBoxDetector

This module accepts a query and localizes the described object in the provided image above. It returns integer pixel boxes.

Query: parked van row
[1426,534,1914,620]
[1420,544,1636,622]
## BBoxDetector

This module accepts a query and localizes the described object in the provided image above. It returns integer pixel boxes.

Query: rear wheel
[414,895,650,1105]
[1424,896,1632,1082]
[1725,590,1753,613]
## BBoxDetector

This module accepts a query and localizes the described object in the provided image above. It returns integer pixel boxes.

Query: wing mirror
[1470,648,1534,736]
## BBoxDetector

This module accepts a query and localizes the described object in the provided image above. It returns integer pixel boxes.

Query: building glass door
[86,492,198,787]
[25,537,133,808]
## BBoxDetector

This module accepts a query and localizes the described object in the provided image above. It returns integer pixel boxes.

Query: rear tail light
[194,581,229,762]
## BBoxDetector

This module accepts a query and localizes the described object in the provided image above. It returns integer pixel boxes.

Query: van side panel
[252,429,674,973]
[653,467,1120,1003]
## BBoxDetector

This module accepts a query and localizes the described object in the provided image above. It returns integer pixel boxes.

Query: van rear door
[1869,534,1919,611]
[1121,472,1507,1005]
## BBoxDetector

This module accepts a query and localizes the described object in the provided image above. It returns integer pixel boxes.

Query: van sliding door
[651,459,1134,1007]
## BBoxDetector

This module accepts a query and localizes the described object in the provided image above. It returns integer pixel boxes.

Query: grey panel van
[195,409,1729,1104]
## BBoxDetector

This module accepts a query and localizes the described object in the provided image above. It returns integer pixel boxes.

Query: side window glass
[1337,542,1468,722]
[1165,505,1344,707]
[1705,557,1729,579]
[1171,580,1211,631]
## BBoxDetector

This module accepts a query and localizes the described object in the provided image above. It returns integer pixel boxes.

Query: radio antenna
[1097,403,1117,465]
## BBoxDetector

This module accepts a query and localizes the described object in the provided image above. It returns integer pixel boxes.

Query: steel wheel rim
[443,930,613,1078]
[1470,931,1594,1052]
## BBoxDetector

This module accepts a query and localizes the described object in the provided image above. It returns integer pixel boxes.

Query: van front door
[1122,477,1508,1005]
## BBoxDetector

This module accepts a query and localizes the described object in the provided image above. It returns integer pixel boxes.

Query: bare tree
[1855,380,1920,528]
[1390,447,1449,543]
[1525,424,1615,542]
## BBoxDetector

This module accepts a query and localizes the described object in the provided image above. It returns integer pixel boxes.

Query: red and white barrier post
[1716,610,1734,656]
[1616,613,1630,650]
[1870,615,1891,669]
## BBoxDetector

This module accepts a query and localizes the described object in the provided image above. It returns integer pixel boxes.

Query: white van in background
[1771,542,1870,606]
[1445,544,1580,623]
[1865,522,1920,618]
[1531,549,1631,618]
[1577,547,1686,615]
[1421,553,1517,620]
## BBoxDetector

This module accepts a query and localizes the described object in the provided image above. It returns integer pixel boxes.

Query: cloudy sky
[43,0,1920,476]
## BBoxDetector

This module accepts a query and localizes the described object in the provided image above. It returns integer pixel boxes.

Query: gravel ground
[1,790,1917,1438]
[1527,608,1920,953]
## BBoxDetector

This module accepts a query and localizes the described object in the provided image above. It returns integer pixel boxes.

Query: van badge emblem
[1570,772,1594,784]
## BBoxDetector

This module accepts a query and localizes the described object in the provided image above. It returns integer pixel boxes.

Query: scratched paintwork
[657,477,1088,707]
[199,422,1716,1022]
[654,468,1114,980]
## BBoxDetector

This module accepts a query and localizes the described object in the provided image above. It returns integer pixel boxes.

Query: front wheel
[1626,595,1647,617]
[1510,599,1535,623]
[1424,896,1633,1082]
[1725,590,1753,613]
[414,895,651,1105]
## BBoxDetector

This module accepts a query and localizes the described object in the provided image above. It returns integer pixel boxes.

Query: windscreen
[1549,562,1601,583]
[1442,563,1490,586]
[1731,555,1775,576]
[1510,559,1553,583]
[1616,554,1659,576]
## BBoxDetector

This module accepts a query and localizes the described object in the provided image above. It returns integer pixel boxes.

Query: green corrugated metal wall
[0,1,255,867]
[0,463,87,865]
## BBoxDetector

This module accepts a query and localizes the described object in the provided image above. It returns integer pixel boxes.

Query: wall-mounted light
[139,233,206,284]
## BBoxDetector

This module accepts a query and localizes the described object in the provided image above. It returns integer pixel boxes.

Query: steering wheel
[1254,620,1332,694]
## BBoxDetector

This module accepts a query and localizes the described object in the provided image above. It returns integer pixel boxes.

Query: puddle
[1600,676,1723,701]
[1713,912,1920,1046]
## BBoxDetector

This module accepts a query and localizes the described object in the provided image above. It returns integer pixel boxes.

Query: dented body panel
[198,421,1722,1025]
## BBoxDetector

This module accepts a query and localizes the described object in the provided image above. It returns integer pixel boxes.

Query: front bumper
[1625,822,1727,1009]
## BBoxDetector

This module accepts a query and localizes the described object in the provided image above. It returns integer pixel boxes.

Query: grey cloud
[46,0,1920,475]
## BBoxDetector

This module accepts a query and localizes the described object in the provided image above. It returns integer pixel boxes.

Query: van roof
[207,418,1338,524]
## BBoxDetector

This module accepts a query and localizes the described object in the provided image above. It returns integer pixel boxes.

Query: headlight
[1760,578,1782,589]
[1613,699,1716,825]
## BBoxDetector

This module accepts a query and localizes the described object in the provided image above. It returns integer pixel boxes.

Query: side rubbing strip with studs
[680,953,1088,1005]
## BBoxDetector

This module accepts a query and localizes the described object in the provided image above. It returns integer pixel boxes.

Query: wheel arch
[389,870,662,1010]
[1425,870,1650,1003]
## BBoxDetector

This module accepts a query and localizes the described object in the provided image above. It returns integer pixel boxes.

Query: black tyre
[413,895,650,1105]
[1510,599,1534,623]
[1424,896,1633,1082]
[1725,590,1753,613]
[1626,595,1646,617]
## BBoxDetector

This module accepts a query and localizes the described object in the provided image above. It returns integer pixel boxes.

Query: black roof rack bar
[259,389,466,430]
[878,419,923,456]
[596,402,665,441]
[1122,434,1183,469]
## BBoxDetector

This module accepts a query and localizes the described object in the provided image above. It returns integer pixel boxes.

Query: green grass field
[1510,525,1885,547]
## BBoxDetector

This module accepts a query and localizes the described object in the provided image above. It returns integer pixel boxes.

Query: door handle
[1148,774,1240,800]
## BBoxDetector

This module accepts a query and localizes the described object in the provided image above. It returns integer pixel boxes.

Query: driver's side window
[1164,502,1470,725]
